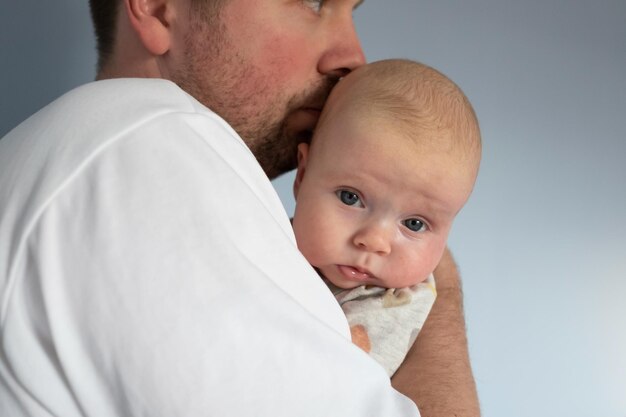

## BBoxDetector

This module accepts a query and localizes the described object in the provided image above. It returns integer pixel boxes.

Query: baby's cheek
[298,226,333,267]
[391,253,432,287]
[297,234,319,265]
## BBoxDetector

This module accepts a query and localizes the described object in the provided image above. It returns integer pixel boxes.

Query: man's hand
[391,248,480,417]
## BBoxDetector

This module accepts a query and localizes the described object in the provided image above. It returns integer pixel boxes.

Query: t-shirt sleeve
[7,112,420,416]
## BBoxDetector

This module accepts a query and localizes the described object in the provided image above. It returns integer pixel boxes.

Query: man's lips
[288,107,321,130]
[301,107,321,118]
[337,265,374,282]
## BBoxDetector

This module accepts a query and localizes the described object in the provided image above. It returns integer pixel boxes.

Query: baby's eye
[337,190,362,207]
[302,0,323,13]
[403,218,427,233]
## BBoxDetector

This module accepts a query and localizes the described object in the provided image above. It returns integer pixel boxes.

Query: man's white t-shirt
[0,79,419,416]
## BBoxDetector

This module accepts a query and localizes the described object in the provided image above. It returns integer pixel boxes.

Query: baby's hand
[350,325,371,353]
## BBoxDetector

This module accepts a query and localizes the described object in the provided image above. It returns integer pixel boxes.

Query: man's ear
[123,0,173,55]
[293,143,310,199]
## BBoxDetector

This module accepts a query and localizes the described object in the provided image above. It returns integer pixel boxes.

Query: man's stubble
[171,9,338,179]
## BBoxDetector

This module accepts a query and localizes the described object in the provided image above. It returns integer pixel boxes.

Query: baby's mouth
[337,265,373,282]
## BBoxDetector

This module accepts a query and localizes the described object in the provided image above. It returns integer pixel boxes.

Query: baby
[292,59,481,376]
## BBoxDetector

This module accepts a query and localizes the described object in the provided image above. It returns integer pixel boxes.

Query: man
[0,0,478,415]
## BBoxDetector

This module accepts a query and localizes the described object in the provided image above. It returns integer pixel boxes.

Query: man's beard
[248,79,337,179]
[172,13,339,179]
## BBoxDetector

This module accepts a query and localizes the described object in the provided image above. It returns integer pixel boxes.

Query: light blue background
[2,2,625,416]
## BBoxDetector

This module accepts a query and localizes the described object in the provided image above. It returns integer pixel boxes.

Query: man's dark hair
[89,0,120,73]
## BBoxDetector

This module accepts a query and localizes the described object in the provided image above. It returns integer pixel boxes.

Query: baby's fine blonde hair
[322,59,482,163]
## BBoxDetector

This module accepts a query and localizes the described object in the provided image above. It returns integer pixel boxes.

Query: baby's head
[292,59,481,290]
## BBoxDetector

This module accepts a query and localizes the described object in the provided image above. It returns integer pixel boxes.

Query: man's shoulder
[57,78,206,122]
[2,78,218,147]
[0,78,241,255]
[0,78,231,171]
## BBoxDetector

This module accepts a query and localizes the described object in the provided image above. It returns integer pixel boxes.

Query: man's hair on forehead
[343,59,481,160]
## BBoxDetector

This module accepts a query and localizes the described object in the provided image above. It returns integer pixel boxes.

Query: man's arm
[391,248,480,417]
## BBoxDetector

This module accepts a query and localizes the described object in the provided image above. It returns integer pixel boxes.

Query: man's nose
[318,9,366,78]
[352,221,392,255]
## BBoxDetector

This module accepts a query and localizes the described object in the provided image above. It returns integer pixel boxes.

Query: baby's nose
[352,222,392,255]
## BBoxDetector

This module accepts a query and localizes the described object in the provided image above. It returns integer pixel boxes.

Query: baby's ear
[293,142,310,199]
